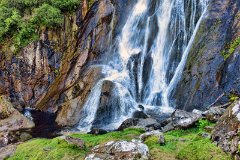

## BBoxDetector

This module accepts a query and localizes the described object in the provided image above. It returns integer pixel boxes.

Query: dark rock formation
[132,110,149,119]
[117,118,139,131]
[89,128,108,135]
[174,0,240,111]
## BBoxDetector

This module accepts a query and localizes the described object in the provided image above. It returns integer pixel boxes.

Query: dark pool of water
[23,109,61,138]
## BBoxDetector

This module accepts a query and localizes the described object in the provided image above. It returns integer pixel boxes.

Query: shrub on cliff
[31,4,63,28]
[14,22,38,52]
[0,0,95,52]
[0,6,21,42]
[50,0,80,12]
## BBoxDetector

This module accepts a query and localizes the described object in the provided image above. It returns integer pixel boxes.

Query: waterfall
[77,0,209,132]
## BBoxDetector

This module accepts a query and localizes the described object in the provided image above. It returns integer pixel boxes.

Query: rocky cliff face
[0,0,136,126]
[173,0,240,111]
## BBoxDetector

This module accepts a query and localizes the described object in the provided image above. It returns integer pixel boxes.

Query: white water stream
[78,0,209,132]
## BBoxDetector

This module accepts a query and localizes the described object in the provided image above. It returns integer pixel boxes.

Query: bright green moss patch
[228,93,240,102]
[221,37,240,60]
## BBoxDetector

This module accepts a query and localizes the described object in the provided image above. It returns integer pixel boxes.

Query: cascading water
[78,0,209,132]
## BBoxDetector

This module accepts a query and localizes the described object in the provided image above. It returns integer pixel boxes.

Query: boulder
[212,100,240,157]
[89,128,108,135]
[203,106,226,122]
[117,118,139,131]
[85,140,149,160]
[138,118,161,130]
[139,130,165,145]
[0,96,34,147]
[161,110,202,132]
[132,111,149,119]
[118,118,161,131]
[19,132,32,142]
[192,109,203,115]
[64,136,85,149]
[0,144,18,160]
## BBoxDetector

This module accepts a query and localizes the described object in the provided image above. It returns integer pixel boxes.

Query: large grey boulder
[161,110,202,132]
[118,118,161,131]
[85,140,149,160]
[203,106,226,122]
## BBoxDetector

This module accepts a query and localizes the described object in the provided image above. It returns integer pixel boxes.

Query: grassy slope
[145,128,231,160]
[8,125,232,160]
[8,128,145,160]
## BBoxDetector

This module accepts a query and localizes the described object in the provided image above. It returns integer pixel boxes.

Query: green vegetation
[196,119,214,131]
[145,121,231,160]
[8,138,85,160]
[70,128,145,148]
[228,93,239,102]
[221,37,240,60]
[31,4,63,28]
[50,0,81,12]
[8,122,231,160]
[0,0,94,53]
[8,128,145,160]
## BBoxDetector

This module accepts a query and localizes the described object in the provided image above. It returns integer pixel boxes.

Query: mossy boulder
[0,95,34,147]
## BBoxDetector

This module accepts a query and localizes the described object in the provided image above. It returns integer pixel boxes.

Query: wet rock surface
[54,0,136,127]
[85,140,149,160]
[174,0,240,111]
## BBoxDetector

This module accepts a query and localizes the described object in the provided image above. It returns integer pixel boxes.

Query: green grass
[8,124,232,160]
[70,128,145,148]
[144,123,232,160]
[7,138,86,160]
[8,128,145,160]
[177,138,231,160]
